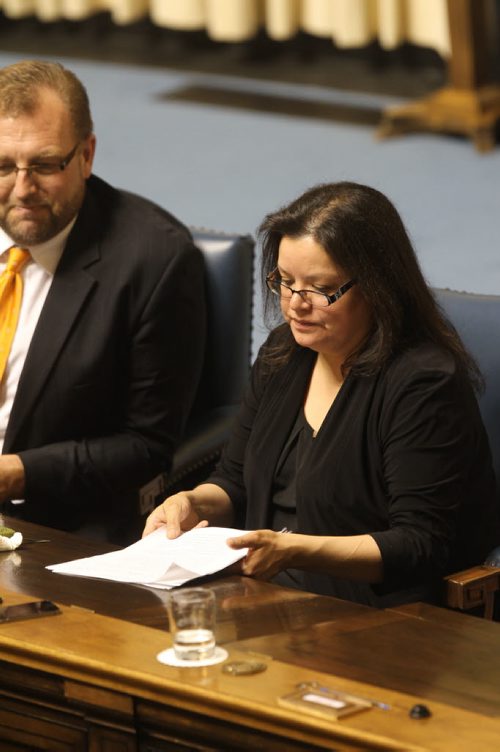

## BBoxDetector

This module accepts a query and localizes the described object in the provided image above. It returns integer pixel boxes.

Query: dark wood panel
[0,660,137,752]
[0,694,87,752]
[137,700,353,752]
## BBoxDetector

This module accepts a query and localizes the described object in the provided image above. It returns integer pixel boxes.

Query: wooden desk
[1,518,500,751]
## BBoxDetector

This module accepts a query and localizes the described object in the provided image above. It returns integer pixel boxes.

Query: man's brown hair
[0,60,93,141]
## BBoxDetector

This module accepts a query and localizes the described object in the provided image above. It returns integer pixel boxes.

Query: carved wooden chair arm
[445,565,500,619]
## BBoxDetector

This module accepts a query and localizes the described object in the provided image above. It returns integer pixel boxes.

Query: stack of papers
[47,526,248,589]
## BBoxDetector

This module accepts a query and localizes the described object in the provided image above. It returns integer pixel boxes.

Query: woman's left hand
[226,529,294,580]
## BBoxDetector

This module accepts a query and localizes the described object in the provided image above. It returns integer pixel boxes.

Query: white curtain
[0,0,451,57]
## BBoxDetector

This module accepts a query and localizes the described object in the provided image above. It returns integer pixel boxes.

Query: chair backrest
[191,229,254,414]
[155,230,254,499]
[434,288,500,487]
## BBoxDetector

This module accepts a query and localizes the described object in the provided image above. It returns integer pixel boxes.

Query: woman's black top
[270,408,314,589]
[208,331,500,607]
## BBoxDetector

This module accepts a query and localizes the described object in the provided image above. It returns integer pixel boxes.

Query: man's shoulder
[85,174,192,241]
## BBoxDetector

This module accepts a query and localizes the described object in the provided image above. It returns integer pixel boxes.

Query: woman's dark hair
[258,181,482,390]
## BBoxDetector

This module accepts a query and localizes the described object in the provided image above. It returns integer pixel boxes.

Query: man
[0,60,206,542]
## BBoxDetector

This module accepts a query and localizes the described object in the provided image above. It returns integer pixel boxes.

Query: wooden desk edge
[1,592,500,751]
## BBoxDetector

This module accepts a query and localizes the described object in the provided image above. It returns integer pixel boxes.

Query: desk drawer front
[0,661,137,752]
[137,700,358,752]
[0,694,86,751]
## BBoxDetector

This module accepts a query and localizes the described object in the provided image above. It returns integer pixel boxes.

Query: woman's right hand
[142,492,206,539]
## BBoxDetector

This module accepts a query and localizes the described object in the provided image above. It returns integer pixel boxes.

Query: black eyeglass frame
[266,271,357,308]
[0,143,80,179]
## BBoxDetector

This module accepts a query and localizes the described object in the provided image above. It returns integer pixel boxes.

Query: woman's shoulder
[389,341,457,377]
[381,341,471,402]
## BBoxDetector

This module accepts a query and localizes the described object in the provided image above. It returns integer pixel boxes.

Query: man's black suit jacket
[3,175,206,537]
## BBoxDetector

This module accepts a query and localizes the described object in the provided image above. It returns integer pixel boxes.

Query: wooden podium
[378,0,500,152]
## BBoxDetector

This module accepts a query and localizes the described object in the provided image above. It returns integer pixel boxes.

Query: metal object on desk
[222,660,268,676]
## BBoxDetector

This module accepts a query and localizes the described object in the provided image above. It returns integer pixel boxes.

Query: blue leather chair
[164,229,254,493]
[435,289,500,618]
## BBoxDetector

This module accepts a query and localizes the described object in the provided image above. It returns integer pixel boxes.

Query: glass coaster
[157,646,228,668]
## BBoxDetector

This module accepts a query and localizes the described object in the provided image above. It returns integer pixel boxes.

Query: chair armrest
[164,406,237,496]
[445,565,500,619]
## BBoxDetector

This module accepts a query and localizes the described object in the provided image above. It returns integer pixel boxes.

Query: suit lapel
[4,185,101,451]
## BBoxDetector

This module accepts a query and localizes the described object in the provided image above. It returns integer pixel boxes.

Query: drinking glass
[168,587,216,661]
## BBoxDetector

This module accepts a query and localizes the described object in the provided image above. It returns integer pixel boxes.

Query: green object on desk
[0,526,16,538]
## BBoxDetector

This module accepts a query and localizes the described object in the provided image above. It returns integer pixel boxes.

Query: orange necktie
[0,246,30,382]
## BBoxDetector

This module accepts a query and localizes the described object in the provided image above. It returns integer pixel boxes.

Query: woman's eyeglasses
[266,272,356,308]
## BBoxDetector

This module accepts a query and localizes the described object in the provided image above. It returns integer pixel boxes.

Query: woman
[143,182,499,607]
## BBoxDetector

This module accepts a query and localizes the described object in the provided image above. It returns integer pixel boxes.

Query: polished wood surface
[0,517,354,638]
[235,599,500,719]
[2,518,500,751]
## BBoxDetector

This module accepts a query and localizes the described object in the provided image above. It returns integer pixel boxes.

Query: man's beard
[0,190,84,245]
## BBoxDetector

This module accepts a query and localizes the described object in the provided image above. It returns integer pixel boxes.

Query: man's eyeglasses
[0,143,80,180]
[266,271,356,308]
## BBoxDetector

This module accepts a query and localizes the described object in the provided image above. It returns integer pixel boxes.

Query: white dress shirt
[0,218,77,455]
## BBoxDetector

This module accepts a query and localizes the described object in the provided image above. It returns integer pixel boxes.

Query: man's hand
[0,455,25,503]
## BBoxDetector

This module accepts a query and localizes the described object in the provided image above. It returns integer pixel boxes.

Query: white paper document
[46,526,249,589]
